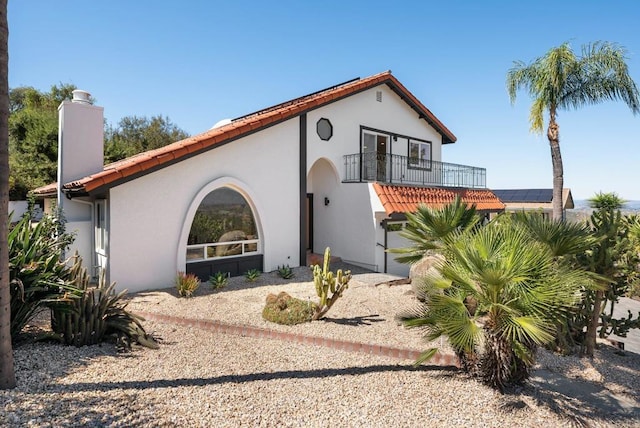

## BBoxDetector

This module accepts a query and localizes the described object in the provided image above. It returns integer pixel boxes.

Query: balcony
[343,152,486,189]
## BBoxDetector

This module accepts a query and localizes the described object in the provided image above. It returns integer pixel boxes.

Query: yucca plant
[209,271,229,290]
[400,219,587,390]
[9,212,80,338]
[176,272,200,297]
[51,256,158,349]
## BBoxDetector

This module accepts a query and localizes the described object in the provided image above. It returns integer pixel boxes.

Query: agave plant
[400,219,587,390]
[9,212,80,338]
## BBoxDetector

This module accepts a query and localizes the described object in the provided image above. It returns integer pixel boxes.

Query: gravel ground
[2,266,639,427]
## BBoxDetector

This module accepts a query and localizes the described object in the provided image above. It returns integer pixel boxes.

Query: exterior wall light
[324,197,330,206]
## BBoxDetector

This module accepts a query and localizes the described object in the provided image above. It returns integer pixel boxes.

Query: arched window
[186,188,259,262]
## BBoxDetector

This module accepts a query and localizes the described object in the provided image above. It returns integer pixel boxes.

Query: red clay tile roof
[32,71,456,197]
[373,183,505,216]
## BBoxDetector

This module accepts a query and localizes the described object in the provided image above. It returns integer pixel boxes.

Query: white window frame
[95,199,107,255]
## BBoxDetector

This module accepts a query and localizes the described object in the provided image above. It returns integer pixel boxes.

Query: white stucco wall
[102,82,452,291]
[306,85,444,183]
[65,220,93,273]
[108,119,300,292]
[307,159,377,269]
[305,84,445,271]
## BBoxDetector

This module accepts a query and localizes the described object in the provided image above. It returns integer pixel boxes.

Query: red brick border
[136,311,460,368]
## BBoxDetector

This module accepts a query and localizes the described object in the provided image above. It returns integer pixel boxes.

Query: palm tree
[389,196,480,265]
[400,218,587,390]
[0,0,16,389]
[506,42,640,221]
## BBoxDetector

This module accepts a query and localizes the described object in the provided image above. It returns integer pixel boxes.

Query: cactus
[311,247,351,320]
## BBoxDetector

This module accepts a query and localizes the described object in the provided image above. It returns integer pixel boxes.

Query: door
[362,131,389,181]
[306,193,313,252]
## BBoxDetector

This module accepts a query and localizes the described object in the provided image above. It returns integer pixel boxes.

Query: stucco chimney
[57,90,104,199]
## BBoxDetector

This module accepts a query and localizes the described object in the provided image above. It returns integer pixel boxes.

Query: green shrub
[276,264,295,279]
[311,247,351,320]
[51,256,158,350]
[9,211,79,339]
[209,271,229,290]
[245,268,261,282]
[262,292,317,325]
[176,272,200,297]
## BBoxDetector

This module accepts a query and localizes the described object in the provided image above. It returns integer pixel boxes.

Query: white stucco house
[34,71,504,293]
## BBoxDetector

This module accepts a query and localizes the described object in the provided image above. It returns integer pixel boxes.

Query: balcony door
[362,131,389,181]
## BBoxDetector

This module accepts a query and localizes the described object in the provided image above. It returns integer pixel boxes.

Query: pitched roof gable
[33,71,456,197]
[373,183,505,216]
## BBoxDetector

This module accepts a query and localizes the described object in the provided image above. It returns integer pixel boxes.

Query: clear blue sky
[9,1,640,200]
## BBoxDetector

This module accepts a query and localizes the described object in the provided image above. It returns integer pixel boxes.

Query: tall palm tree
[0,0,16,389]
[400,218,587,390]
[507,42,640,221]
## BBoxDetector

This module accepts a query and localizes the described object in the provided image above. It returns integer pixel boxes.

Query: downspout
[299,114,307,267]
[378,219,388,273]
[384,222,388,273]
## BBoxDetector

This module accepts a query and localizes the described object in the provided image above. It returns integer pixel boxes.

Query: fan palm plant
[390,196,480,265]
[511,211,595,258]
[400,219,587,390]
[510,211,599,353]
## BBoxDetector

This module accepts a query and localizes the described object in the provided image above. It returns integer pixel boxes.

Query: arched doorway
[307,158,340,255]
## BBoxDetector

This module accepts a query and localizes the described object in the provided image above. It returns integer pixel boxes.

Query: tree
[8,84,77,199]
[507,42,640,221]
[104,115,189,163]
[0,0,16,389]
[8,85,189,198]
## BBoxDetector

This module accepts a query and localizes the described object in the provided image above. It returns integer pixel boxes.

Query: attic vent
[376,91,382,102]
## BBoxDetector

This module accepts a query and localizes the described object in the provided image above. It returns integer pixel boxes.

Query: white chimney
[57,89,104,199]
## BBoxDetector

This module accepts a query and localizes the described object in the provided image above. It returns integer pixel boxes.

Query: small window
[408,140,431,169]
[316,118,333,141]
[95,200,107,253]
